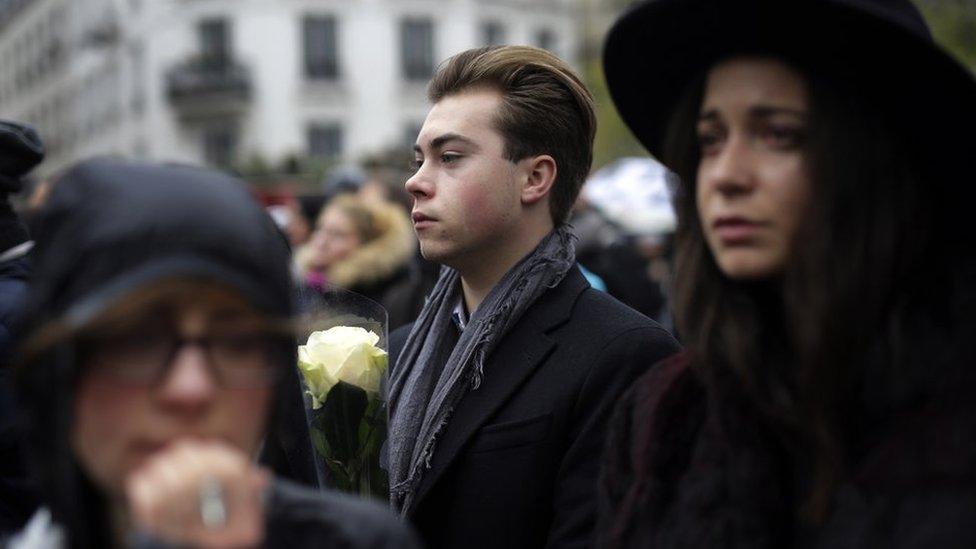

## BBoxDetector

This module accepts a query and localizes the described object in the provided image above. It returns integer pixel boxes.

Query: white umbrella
[582,157,677,235]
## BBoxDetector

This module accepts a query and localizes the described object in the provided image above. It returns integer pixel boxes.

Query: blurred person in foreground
[7,159,418,548]
[389,45,680,549]
[598,0,976,547]
[295,194,417,328]
[0,122,44,533]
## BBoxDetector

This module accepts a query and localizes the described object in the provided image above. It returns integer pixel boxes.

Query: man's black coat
[389,265,680,549]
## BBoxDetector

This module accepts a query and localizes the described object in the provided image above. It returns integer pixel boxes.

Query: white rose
[297,326,388,409]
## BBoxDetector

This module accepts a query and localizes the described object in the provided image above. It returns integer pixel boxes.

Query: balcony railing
[166,57,252,118]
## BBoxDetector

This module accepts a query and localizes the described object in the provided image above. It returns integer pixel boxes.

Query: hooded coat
[8,159,418,549]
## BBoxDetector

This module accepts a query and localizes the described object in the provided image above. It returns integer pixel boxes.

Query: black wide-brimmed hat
[603,0,976,167]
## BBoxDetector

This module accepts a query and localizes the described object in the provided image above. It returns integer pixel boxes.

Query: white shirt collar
[451,296,468,332]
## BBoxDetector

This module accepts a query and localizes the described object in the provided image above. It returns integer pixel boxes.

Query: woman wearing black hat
[7,159,418,548]
[598,0,976,547]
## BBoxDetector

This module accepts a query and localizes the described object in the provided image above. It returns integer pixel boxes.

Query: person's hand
[125,439,271,548]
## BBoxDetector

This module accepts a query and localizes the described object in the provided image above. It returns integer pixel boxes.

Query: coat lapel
[410,266,588,509]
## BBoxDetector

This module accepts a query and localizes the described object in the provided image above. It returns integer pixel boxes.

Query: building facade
[0,0,580,177]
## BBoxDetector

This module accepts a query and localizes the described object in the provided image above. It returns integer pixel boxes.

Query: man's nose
[405,167,433,199]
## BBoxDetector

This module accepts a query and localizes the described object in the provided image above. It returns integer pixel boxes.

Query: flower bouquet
[296,289,389,500]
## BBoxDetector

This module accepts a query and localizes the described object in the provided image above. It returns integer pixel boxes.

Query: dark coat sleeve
[594,353,703,549]
[0,257,39,533]
[546,325,680,548]
[258,360,319,489]
[265,479,423,549]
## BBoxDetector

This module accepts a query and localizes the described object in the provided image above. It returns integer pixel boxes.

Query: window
[481,21,505,46]
[535,28,555,52]
[199,18,230,68]
[204,126,237,168]
[129,43,145,114]
[400,18,434,81]
[303,15,339,80]
[308,123,343,159]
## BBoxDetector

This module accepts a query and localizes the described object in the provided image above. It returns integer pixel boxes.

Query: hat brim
[603,0,976,167]
[61,254,286,330]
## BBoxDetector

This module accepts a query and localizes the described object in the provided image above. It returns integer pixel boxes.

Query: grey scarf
[388,226,577,514]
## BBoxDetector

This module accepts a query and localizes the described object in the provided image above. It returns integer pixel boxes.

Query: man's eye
[410,158,423,170]
[441,153,461,164]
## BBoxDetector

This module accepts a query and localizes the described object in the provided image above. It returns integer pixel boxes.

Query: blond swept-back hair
[427,45,596,225]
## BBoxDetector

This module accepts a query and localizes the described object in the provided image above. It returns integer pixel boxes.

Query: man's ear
[520,155,557,206]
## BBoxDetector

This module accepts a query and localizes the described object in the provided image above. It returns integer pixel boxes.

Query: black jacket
[390,266,680,549]
[0,256,29,362]
[599,335,976,548]
[264,479,420,549]
[0,256,38,534]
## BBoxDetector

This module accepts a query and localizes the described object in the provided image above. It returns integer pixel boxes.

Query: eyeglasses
[79,327,286,387]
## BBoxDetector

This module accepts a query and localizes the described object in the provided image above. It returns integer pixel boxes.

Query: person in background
[0,122,44,534]
[295,194,417,329]
[598,0,976,547]
[358,164,414,214]
[8,159,418,548]
[0,123,41,360]
[571,199,672,329]
[389,45,680,549]
[321,165,366,203]
[267,196,313,249]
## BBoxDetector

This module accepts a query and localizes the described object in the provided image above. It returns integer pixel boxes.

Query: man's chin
[419,245,450,264]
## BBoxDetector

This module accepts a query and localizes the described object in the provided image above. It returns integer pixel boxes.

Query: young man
[388,46,680,548]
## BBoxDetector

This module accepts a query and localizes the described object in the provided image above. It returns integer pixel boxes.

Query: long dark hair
[665,53,963,522]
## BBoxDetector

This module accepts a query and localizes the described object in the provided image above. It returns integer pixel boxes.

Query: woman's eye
[760,125,806,149]
[441,153,461,165]
[696,128,723,155]
[410,158,423,170]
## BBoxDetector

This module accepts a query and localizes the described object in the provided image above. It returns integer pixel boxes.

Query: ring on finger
[198,475,227,530]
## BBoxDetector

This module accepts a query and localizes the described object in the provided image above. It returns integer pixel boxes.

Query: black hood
[14,158,297,547]
[25,158,292,327]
